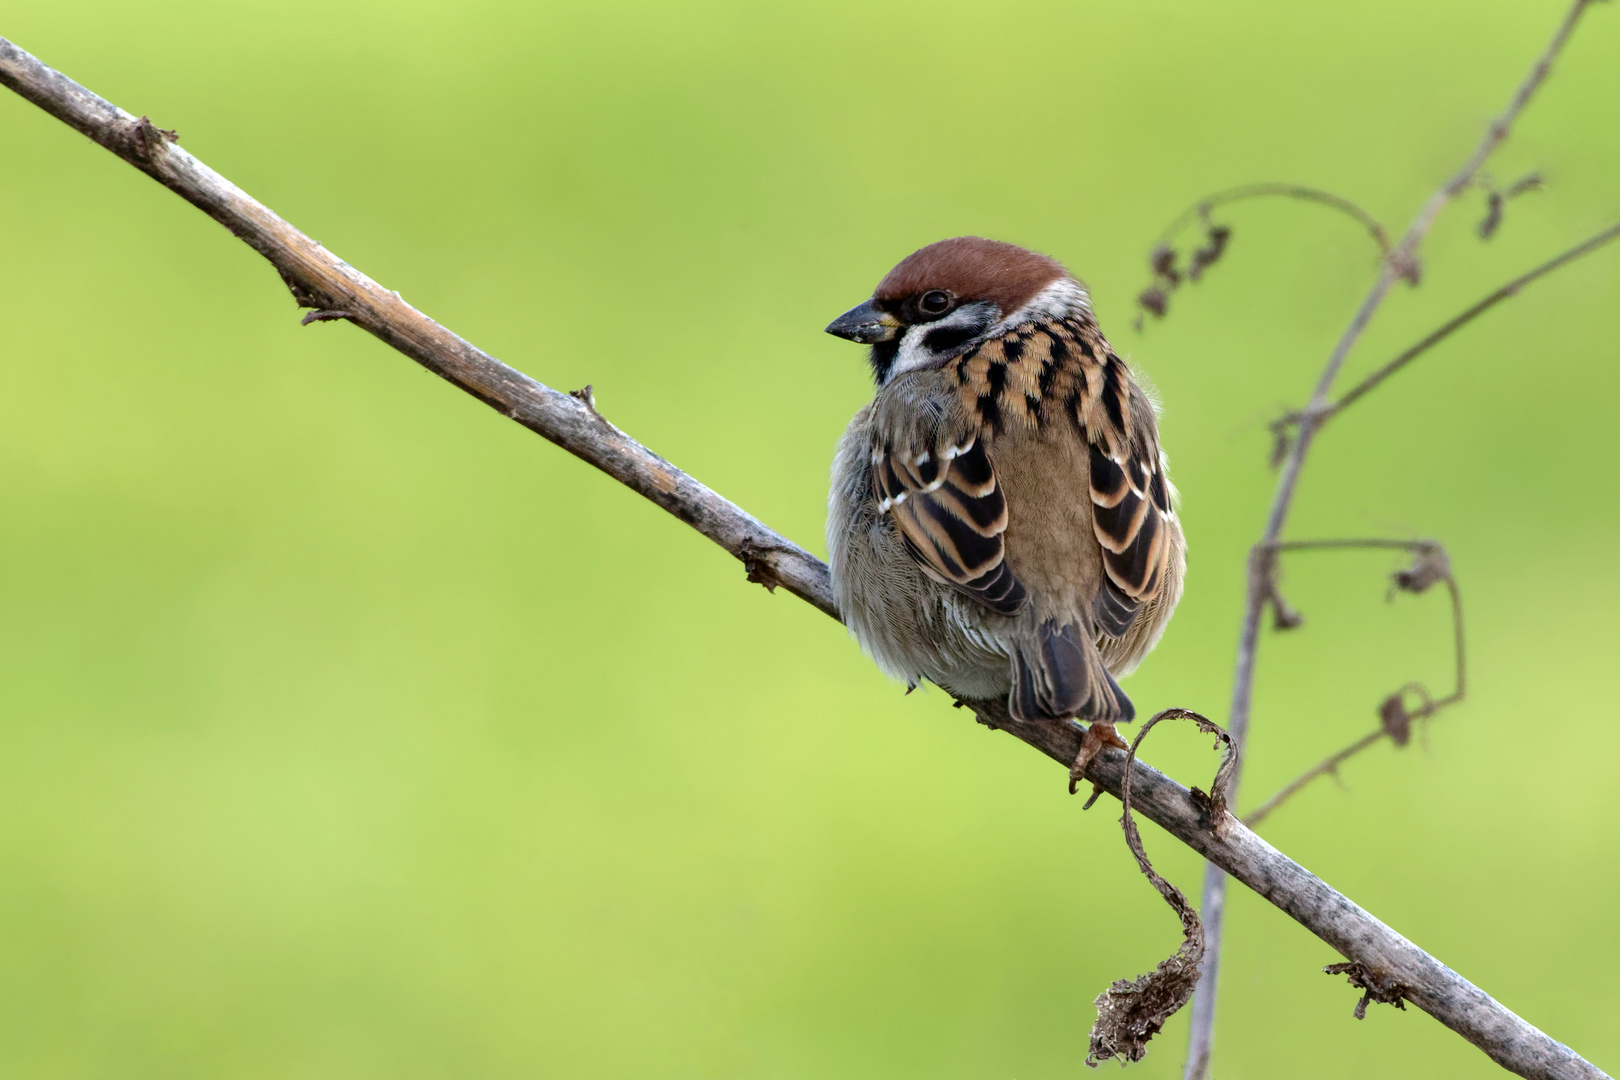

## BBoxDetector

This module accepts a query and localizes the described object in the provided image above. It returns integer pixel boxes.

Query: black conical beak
[825,299,900,344]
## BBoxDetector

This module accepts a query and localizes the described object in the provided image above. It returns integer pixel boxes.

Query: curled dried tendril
[1086,709,1237,1067]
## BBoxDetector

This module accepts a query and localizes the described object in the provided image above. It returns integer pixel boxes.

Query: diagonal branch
[0,38,835,624]
[1269,221,1620,459]
[1183,3,1604,1076]
[0,34,1609,1080]
[1243,729,1387,830]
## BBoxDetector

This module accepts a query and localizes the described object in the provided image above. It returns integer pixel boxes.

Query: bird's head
[825,236,1087,386]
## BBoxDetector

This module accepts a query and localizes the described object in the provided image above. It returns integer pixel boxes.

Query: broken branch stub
[1325,961,1411,1020]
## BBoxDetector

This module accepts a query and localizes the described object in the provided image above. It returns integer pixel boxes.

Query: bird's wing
[872,433,1028,616]
[1083,365,1177,638]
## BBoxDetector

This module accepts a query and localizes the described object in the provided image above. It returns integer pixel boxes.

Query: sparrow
[824,237,1185,765]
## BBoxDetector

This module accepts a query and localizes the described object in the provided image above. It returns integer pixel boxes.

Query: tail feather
[1009,620,1134,724]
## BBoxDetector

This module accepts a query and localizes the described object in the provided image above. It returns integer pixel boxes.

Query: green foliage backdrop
[2,1,1617,1076]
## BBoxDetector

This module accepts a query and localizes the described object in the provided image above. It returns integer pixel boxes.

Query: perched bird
[825,237,1185,766]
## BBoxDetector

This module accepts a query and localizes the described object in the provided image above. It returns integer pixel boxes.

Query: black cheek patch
[868,340,899,383]
[924,325,979,352]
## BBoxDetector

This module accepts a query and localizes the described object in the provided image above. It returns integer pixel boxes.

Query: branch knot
[738,537,785,594]
[120,115,177,163]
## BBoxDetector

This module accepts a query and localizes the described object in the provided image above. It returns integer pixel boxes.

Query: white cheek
[886,324,937,379]
[881,302,1002,383]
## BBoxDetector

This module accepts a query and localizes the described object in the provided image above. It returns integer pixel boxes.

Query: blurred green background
[2,1,1617,1076]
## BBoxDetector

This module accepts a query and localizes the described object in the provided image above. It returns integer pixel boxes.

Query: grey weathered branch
[0,33,1610,1080]
[0,38,834,626]
[1184,4,1606,1074]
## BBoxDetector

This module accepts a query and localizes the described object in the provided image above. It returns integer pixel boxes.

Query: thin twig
[1243,560,1466,830]
[1155,183,1394,256]
[1272,539,1466,714]
[1183,4,1602,1077]
[0,35,1610,1080]
[1244,729,1388,829]
[1274,538,1443,552]
[1136,183,1393,325]
[1270,221,1620,452]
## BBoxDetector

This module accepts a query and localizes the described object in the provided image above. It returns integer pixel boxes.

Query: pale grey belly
[828,456,1012,700]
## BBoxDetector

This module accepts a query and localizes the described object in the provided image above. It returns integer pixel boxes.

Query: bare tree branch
[1244,729,1388,830]
[0,39,835,624]
[1183,3,1604,1075]
[1269,221,1620,460]
[0,33,1610,1080]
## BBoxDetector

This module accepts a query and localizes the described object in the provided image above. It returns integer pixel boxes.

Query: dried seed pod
[1137,286,1169,320]
[1392,544,1449,594]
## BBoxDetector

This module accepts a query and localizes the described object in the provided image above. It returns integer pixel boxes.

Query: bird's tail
[1009,620,1135,724]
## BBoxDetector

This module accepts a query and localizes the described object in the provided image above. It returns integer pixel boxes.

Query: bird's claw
[1068,721,1130,794]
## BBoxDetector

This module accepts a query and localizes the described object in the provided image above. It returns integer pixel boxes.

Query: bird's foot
[1067,721,1130,794]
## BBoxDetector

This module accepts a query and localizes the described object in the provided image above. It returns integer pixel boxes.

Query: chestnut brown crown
[874,236,1068,319]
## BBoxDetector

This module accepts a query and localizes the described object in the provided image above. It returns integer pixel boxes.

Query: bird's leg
[1068,721,1130,794]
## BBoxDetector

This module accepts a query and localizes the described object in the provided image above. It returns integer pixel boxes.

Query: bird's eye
[918,290,952,316]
